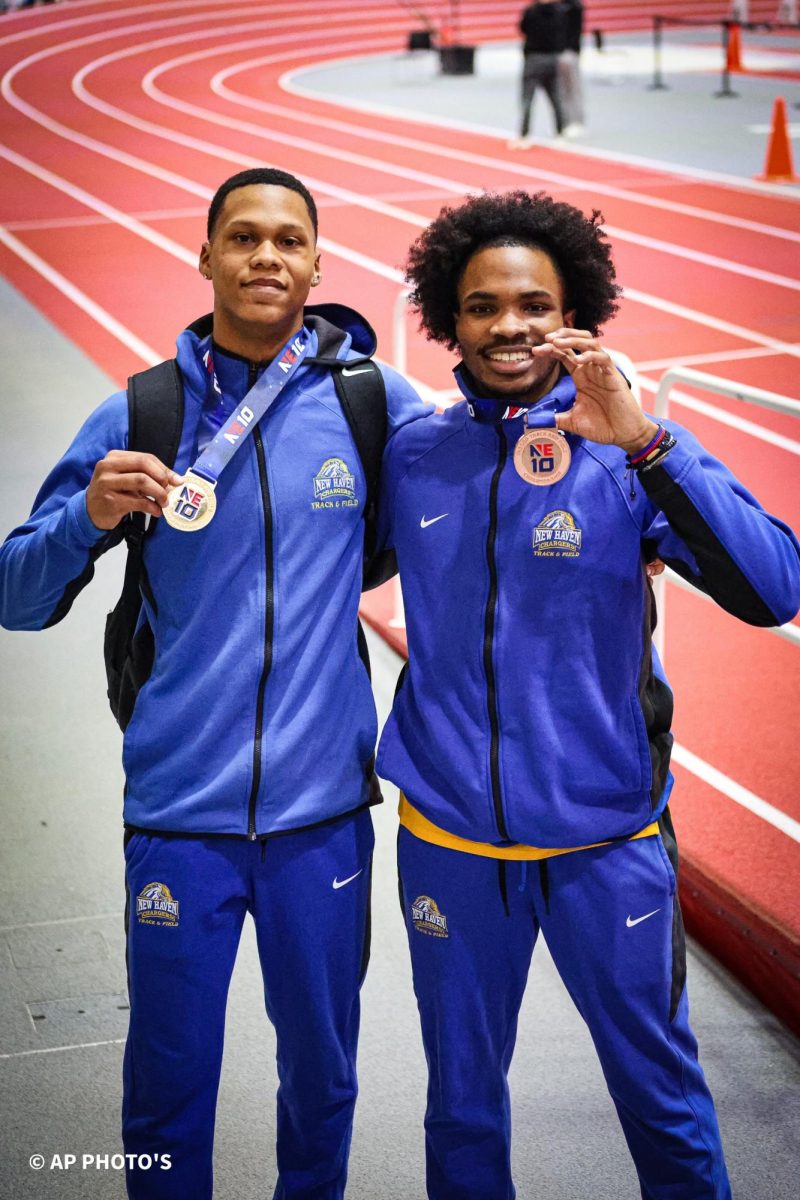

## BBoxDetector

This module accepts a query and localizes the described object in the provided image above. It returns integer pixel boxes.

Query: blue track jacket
[376,380,800,849]
[0,305,429,836]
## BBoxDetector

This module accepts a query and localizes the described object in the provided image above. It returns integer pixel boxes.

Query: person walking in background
[376,189,800,1198]
[510,0,569,148]
[559,0,585,136]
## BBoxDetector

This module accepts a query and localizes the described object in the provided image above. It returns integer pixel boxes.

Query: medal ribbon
[189,326,311,485]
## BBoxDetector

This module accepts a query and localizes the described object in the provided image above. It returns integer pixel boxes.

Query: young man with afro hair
[376,190,800,1199]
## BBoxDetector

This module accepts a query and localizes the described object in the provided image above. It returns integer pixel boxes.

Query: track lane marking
[672,744,800,843]
[0,221,161,364]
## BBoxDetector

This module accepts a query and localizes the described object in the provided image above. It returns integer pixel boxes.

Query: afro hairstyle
[405,190,621,348]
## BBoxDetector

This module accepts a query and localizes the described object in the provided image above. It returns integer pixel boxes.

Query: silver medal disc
[162,470,217,532]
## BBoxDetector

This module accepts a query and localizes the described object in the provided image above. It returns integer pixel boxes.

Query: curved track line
[281,54,800,203]
[6,20,797,413]
[6,12,799,393]
[213,54,800,240]
[0,222,160,364]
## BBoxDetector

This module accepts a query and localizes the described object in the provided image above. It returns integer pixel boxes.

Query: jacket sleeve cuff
[67,490,110,547]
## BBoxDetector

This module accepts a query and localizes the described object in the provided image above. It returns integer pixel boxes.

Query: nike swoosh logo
[420,514,449,528]
[332,869,364,890]
[626,908,661,928]
[341,365,372,377]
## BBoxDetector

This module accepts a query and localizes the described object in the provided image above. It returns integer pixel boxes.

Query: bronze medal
[162,470,217,532]
[513,428,571,486]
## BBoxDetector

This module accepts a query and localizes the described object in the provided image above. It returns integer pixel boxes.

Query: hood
[303,302,378,363]
[176,304,378,381]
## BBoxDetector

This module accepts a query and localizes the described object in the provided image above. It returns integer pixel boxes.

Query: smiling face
[454,243,575,402]
[199,183,320,362]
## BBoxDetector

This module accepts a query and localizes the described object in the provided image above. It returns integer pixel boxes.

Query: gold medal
[513,428,571,486]
[162,470,217,532]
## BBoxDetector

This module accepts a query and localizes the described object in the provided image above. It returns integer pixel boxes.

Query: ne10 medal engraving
[162,471,217,532]
[513,427,571,486]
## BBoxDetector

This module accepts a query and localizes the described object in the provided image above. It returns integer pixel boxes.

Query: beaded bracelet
[626,425,676,472]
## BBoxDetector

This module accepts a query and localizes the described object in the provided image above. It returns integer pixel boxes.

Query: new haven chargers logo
[311,458,359,510]
[136,882,180,927]
[411,895,449,939]
[532,510,583,557]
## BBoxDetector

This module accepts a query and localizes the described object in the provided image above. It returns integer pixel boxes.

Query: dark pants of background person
[520,52,566,137]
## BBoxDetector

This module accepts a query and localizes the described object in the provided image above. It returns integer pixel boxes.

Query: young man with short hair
[0,167,428,1199]
[377,190,800,1199]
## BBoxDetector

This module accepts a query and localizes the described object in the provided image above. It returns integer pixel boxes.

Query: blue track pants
[398,825,731,1200]
[122,809,374,1199]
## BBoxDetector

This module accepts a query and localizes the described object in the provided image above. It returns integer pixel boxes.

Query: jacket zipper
[247,363,274,839]
[484,429,510,841]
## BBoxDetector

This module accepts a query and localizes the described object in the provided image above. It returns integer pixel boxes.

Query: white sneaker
[561,123,586,138]
[507,136,533,150]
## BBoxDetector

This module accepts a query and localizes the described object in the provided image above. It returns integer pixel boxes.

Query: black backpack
[104,353,391,731]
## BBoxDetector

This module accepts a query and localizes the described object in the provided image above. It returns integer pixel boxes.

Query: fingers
[86,451,184,530]
[646,559,666,578]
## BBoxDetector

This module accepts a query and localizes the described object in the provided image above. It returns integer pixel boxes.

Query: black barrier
[649,14,799,98]
[408,30,434,51]
[440,45,476,75]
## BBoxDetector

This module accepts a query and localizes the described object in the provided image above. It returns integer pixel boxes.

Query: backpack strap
[331,361,386,522]
[128,358,184,467]
[331,360,393,589]
[105,361,184,729]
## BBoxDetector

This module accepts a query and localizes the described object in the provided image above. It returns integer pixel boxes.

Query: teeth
[486,350,531,362]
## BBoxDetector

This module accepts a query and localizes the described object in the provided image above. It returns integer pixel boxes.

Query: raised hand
[535,328,658,455]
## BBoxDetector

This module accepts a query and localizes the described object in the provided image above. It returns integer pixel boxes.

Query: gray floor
[2,27,800,1198]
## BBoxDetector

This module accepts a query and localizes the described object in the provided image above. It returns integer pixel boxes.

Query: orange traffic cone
[726,23,743,73]
[755,97,800,183]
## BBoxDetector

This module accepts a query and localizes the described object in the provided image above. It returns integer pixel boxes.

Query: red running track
[0,0,798,1029]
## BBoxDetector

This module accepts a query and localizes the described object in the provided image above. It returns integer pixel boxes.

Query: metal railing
[652,366,800,656]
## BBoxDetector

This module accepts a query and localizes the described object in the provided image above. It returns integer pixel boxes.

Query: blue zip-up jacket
[0,305,429,837]
[376,379,800,849]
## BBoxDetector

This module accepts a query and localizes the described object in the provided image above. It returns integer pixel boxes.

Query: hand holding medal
[86,450,184,531]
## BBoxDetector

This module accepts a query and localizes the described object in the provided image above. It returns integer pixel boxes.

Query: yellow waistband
[398,794,659,860]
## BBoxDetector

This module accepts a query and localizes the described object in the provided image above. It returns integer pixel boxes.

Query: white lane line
[0,144,198,265]
[6,1,800,280]
[624,287,800,361]
[4,207,207,231]
[0,223,162,365]
[672,743,800,843]
[279,54,800,208]
[216,41,800,242]
[138,40,800,292]
[90,42,800,332]
[7,14,800,425]
[0,1039,126,1061]
[13,0,797,256]
[603,224,800,293]
[638,376,800,455]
